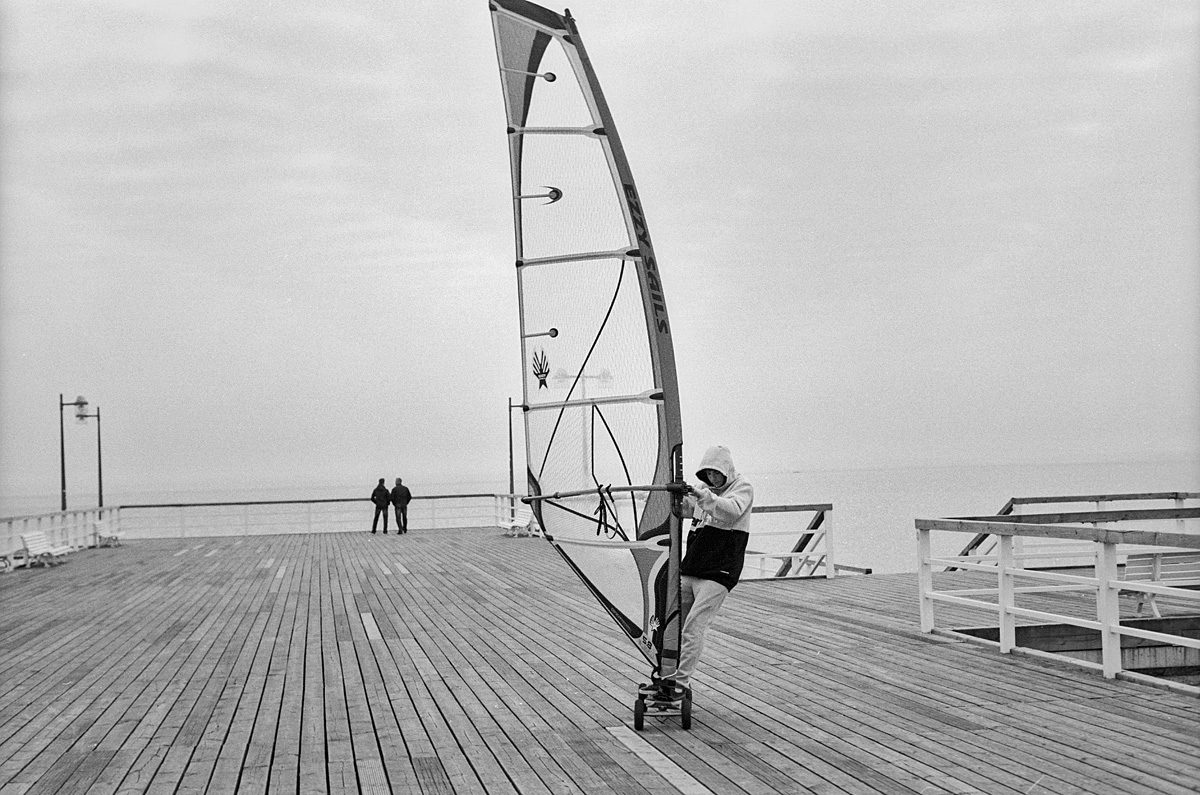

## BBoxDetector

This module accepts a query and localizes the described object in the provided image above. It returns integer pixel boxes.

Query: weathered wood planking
[0,529,1197,794]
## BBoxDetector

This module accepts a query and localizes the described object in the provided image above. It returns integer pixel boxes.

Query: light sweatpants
[674,575,730,688]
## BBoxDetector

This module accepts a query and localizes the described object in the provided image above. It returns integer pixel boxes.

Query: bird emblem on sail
[532,349,550,389]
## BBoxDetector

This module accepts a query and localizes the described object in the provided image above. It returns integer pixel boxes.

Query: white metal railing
[917,508,1200,695]
[739,503,861,580]
[953,492,1200,569]
[113,494,508,539]
[496,497,843,579]
[1,496,845,583]
[1,507,120,570]
[0,495,527,568]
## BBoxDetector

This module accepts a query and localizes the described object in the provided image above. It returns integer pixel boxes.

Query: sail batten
[490,0,684,677]
[510,126,605,136]
[517,248,635,268]
[524,391,664,412]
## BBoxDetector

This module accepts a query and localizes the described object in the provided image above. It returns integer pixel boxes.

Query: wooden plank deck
[1,528,1197,794]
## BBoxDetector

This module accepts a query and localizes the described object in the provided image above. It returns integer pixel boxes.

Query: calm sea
[4,458,1197,574]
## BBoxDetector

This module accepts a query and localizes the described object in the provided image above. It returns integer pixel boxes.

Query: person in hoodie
[671,445,753,694]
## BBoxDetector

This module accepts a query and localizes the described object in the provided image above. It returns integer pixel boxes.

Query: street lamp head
[74,396,89,422]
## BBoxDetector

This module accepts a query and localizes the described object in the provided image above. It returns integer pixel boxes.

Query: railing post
[917,526,934,632]
[1095,540,1121,678]
[998,534,1015,653]
[1177,496,1186,533]
[823,509,836,578]
[1009,503,1025,569]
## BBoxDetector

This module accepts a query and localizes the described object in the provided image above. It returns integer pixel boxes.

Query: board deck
[0,529,1197,794]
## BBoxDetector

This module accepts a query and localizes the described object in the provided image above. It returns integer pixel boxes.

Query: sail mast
[559,10,683,676]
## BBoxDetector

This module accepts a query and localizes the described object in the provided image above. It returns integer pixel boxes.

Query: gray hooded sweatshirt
[681,445,754,590]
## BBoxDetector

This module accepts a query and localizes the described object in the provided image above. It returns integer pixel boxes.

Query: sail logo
[623,183,669,335]
[532,349,550,388]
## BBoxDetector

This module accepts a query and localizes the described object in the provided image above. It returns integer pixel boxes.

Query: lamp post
[507,397,528,523]
[59,394,102,510]
[74,398,103,507]
[507,397,522,496]
[58,394,85,510]
[551,368,613,483]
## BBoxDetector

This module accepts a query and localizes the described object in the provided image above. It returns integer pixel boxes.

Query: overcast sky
[1,0,1197,507]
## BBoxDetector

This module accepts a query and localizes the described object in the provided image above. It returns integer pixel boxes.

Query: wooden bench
[0,545,22,573]
[94,518,125,547]
[1121,550,1200,617]
[500,507,539,538]
[20,531,72,567]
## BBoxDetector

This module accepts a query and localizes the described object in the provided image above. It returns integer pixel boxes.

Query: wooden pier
[1,529,1197,794]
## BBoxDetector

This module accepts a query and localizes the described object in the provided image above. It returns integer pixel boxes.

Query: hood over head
[696,445,736,485]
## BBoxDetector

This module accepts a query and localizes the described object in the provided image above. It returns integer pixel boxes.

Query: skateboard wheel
[681,690,692,730]
[633,697,645,731]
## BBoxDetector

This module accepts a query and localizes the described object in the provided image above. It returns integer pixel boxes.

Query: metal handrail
[917,509,1200,695]
[1,507,120,570]
[951,493,1200,569]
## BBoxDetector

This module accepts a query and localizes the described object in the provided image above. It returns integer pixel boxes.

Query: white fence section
[740,503,862,580]
[115,494,514,539]
[953,492,1200,570]
[917,507,1200,696]
[1,507,119,570]
[2,496,848,583]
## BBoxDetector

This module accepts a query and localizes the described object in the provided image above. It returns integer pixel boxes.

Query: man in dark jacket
[370,478,391,534]
[390,477,412,534]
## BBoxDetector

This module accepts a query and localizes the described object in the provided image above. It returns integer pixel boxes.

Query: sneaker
[661,679,692,700]
[651,681,677,701]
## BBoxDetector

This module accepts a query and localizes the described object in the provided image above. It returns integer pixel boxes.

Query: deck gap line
[606,726,714,795]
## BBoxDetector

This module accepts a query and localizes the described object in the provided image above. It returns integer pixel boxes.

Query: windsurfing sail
[489,0,685,677]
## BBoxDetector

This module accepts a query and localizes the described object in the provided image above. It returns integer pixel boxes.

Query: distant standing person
[371,478,391,534]
[391,477,412,534]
